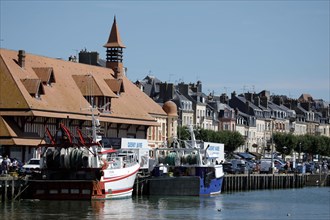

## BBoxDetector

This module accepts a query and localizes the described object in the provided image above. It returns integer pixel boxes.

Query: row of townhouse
[136,77,330,153]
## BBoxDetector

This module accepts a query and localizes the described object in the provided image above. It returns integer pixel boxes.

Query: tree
[196,129,244,153]
[177,126,191,147]
[295,134,330,158]
[179,127,244,153]
[319,136,330,156]
[225,131,245,153]
[273,132,297,155]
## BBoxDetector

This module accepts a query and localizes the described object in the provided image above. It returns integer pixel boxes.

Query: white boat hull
[93,163,140,199]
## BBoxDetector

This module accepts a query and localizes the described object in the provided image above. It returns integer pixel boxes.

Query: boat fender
[46,148,54,168]
[60,148,66,168]
[53,149,61,168]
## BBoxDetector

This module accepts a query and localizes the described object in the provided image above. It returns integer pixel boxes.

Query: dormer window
[21,78,44,99]
[33,67,56,86]
[104,78,125,95]
[72,74,117,112]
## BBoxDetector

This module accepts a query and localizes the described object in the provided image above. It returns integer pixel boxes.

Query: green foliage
[177,126,190,141]
[273,133,330,157]
[319,136,330,156]
[187,127,244,153]
[178,126,330,157]
[226,131,246,153]
[273,132,297,155]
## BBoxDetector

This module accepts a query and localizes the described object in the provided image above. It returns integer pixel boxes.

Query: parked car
[305,162,316,174]
[245,160,257,172]
[260,158,286,174]
[22,158,41,173]
[231,159,252,174]
[223,162,240,174]
[223,160,251,174]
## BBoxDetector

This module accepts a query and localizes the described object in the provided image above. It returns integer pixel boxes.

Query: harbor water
[1,187,329,220]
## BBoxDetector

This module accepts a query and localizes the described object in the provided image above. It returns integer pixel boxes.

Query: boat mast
[188,125,197,149]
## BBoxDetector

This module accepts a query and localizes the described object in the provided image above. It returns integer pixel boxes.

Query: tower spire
[104,16,126,78]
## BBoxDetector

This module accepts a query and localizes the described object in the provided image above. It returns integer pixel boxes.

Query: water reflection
[90,199,135,219]
[1,200,92,220]
[89,196,223,219]
[1,188,329,220]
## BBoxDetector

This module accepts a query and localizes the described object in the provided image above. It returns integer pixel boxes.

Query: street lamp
[299,142,302,163]
[270,120,274,174]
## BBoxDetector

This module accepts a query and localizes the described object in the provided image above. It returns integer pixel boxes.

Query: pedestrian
[284,162,289,174]
[1,156,10,174]
[11,159,18,172]
[322,161,328,174]
[310,162,315,174]
[1,158,6,174]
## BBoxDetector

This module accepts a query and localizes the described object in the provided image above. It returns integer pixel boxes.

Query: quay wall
[222,173,329,193]
[0,175,26,202]
[1,173,329,201]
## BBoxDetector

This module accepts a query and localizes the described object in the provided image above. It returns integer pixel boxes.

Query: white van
[260,159,285,174]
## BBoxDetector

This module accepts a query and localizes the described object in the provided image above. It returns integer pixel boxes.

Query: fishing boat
[23,114,140,200]
[145,125,224,196]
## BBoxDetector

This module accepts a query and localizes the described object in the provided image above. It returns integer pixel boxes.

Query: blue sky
[1,0,329,101]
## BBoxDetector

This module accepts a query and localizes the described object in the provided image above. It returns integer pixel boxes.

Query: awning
[237,152,256,160]
[0,138,45,146]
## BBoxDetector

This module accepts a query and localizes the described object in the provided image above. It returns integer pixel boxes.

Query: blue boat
[145,125,225,196]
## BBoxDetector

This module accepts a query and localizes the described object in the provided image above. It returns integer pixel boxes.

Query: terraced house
[0,17,177,162]
[137,76,330,154]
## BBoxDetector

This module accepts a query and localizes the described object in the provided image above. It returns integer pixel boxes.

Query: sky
[1,0,329,102]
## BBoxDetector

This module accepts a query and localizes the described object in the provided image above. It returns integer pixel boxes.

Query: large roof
[0,49,166,125]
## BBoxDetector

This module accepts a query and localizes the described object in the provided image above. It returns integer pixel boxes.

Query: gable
[32,67,56,85]
[105,78,124,94]
[20,78,44,97]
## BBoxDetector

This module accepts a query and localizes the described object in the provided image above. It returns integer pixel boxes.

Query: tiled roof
[32,67,55,84]
[298,93,313,102]
[103,16,126,48]
[0,117,17,137]
[72,75,117,97]
[20,78,43,95]
[105,78,124,94]
[0,49,166,125]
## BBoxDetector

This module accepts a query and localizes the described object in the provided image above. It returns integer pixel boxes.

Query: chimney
[196,80,202,93]
[114,67,124,79]
[245,92,253,102]
[220,93,228,104]
[231,91,236,99]
[254,96,260,107]
[178,83,189,95]
[260,96,268,108]
[159,82,167,102]
[79,50,99,66]
[18,50,25,68]
[246,101,250,114]
[167,83,174,100]
[273,96,283,106]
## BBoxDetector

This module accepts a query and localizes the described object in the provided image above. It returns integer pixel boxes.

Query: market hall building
[0,17,176,162]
